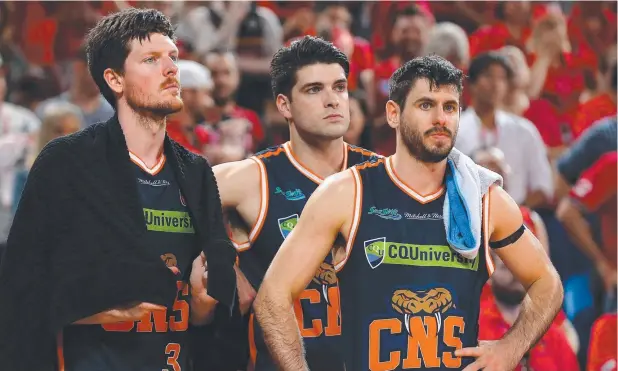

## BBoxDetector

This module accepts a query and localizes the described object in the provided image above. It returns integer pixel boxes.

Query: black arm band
[489,224,527,249]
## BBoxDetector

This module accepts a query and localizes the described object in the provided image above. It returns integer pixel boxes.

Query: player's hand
[234,265,257,315]
[190,252,209,300]
[455,340,521,371]
[74,302,167,325]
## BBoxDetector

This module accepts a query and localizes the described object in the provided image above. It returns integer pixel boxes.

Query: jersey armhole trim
[231,156,269,251]
[483,188,495,276]
[335,168,363,272]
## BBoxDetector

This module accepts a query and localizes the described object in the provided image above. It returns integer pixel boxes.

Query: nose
[163,57,179,77]
[323,87,340,109]
[433,106,448,126]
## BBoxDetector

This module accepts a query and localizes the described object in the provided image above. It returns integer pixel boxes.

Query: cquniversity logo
[364,237,386,269]
[274,187,306,201]
[368,206,402,220]
[278,214,299,239]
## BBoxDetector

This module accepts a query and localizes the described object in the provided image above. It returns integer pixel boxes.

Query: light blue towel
[443,149,502,259]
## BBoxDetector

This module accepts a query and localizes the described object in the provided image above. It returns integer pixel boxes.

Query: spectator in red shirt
[557,150,617,293]
[203,50,265,150]
[479,250,580,371]
[571,51,617,139]
[587,313,617,371]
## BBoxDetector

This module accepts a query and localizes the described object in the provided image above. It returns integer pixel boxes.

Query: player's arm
[556,152,617,291]
[458,185,563,370]
[253,171,355,371]
[213,159,261,314]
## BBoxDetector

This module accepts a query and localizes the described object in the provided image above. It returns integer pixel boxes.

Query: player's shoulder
[346,143,382,163]
[213,157,261,184]
[349,154,386,175]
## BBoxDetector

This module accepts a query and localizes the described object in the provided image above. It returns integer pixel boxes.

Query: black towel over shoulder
[0,115,237,371]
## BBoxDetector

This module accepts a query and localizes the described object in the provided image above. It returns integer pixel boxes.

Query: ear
[275,93,293,121]
[103,68,124,95]
[385,100,401,129]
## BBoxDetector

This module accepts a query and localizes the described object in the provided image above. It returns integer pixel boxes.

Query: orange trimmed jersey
[237,141,380,371]
[59,153,195,371]
[336,157,492,370]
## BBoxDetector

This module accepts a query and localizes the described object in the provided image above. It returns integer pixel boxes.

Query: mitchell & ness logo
[274,187,306,201]
[368,206,402,220]
[138,178,170,187]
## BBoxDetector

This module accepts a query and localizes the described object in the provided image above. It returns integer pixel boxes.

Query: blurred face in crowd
[205,53,240,106]
[73,59,101,97]
[387,78,460,163]
[277,63,350,141]
[181,87,213,120]
[106,33,183,119]
[391,14,428,59]
[503,1,531,25]
[318,5,352,31]
[470,64,509,110]
[491,252,526,306]
[500,46,530,90]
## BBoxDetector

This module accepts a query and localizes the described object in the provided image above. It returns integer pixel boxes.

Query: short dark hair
[84,8,176,108]
[388,55,464,110]
[468,51,514,84]
[270,36,349,100]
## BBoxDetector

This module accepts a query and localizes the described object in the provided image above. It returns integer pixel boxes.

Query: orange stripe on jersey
[283,141,349,184]
[335,167,363,273]
[385,157,444,204]
[129,151,166,176]
[354,157,385,171]
[256,146,285,160]
[57,331,65,371]
[248,313,257,367]
[233,156,269,251]
[483,189,495,276]
[347,143,379,157]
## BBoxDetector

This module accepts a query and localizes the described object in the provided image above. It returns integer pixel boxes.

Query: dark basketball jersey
[336,157,494,371]
[61,153,196,371]
[234,141,379,371]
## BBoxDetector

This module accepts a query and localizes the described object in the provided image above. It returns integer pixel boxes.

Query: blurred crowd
[0,1,615,370]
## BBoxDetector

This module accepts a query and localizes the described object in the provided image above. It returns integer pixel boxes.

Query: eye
[334,84,347,92]
[143,56,156,64]
[170,55,179,63]
[307,86,321,94]
[420,102,432,110]
[444,104,457,113]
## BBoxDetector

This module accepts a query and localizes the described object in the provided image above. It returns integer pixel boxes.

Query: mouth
[163,84,180,91]
[323,113,344,120]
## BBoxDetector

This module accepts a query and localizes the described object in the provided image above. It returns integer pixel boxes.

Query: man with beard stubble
[253,55,563,371]
[0,8,237,370]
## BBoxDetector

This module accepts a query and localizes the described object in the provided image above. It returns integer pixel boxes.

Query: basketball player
[213,36,379,370]
[254,55,564,371]
[57,9,221,370]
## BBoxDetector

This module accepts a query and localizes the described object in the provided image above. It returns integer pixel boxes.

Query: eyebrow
[299,78,348,91]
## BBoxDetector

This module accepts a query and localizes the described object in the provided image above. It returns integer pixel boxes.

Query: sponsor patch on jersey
[364,238,478,271]
[278,214,299,239]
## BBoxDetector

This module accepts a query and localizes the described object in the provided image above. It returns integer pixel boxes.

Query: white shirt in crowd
[455,107,554,204]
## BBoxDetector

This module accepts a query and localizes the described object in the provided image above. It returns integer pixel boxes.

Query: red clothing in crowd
[571,93,617,139]
[479,297,579,371]
[524,99,569,148]
[587,313,617,371]
[348,37,375,92]
[569,151,618,269]
[568,4,617,74]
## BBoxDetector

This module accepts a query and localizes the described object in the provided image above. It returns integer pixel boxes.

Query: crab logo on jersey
[161,253,178,268]
[312,262,337,306]
[364,237,386,269]
[391,288,455,335]
[278,214,299,239]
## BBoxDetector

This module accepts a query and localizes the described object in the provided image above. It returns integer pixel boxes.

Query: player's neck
[288,133,346,179]
[392,149,446,195]
[117,103,166,168]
